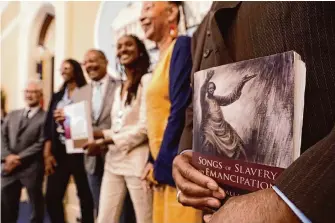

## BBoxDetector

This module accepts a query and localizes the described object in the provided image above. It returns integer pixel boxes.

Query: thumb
[203,214,213,223]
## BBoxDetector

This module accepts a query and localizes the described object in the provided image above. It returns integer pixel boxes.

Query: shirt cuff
[272,186,311,223]
[179,149,192,155]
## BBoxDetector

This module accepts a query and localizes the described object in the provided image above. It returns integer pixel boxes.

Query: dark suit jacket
[179,2,335,222]
[44,88,69,161]
[1,108,45,175]
[72,75,119,175]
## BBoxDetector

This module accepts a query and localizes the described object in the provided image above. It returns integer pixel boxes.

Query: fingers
[53,109,65,122]
[12,159,21,165]
[83,140,95,149]
[140,168,148,180]
[178,191,221,210]
[82,143,89,149]
[141,163,153,180]
[174,170,213,197]
[141,165,151,180]
[173,152,226,210]
[50,160,57,168]
[173,153,223,193]
[50,158,57,167]
[203,214,213,223]
[45,157,57,176]
[45,166,54,176]
[141,180,153,193]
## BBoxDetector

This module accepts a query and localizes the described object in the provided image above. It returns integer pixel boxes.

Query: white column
[53,1,70,92]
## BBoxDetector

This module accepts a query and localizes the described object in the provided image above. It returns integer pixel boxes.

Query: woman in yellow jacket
[140,1,202,223]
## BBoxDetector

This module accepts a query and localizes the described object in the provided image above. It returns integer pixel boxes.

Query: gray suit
[72,75,119,211]
[72,75,118,174]
[1,108,45,223]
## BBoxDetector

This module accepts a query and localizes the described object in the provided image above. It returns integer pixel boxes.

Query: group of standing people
[2,1,202,223]
[3,1,334,223]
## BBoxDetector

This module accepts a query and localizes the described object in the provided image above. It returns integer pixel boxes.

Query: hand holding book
[172,150,226,211]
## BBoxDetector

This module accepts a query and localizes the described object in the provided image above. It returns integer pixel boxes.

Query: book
[63,101,93,154]
[192,51,306,196]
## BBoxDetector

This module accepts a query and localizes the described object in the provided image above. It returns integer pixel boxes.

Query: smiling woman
[139,1,202,223]
[84,35,153,223]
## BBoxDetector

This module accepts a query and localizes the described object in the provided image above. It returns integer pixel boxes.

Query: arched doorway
[32,4,56,110]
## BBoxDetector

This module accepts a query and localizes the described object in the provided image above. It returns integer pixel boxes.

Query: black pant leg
[20,162,44,223]
[1,176,22,223]
[45,158,71,223]
[70,154,94,223]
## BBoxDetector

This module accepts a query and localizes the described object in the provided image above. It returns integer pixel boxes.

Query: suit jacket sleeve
[154,36,192,186]
[44,94,55,142]
[18,114,46,162]
[1,113,12,161]
[103,75,150,152]
[178,33,199,153]
[275,125,335,222]
[177,9,212,154]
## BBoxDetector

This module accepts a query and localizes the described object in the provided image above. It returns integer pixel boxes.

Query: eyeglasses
[24,90,40,94]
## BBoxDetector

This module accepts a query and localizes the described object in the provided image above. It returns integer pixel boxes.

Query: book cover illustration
[193,51,305,196]
[64,101,93,154]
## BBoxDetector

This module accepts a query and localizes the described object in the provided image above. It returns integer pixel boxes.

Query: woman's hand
[83,140,104,156]
[93,130,104,139]
[141,162,155,193]
[53,109,65,123]
[44,154,57,176]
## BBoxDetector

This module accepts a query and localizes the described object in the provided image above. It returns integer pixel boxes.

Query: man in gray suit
[72,49,118,215]
[1,79,46,223]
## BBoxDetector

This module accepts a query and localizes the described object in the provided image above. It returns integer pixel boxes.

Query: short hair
[26,78,43,93]
[87,49,107,61]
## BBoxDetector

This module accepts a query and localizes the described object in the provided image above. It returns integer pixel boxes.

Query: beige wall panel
[1,25,19,112]
[1,2,20,32]
[69,1,100,62]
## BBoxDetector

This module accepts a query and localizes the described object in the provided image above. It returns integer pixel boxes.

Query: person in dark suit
[172,2,335,223]
[1,79,46,223]
[43,59,94,223]
[55,50,136,222]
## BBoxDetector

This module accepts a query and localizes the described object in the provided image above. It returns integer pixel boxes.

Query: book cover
[193,51,306,196]
[63,101,93,154]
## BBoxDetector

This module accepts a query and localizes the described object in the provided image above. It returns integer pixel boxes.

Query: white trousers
[97,169,153,223]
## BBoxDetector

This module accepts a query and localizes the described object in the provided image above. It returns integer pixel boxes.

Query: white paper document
[63,101,93,154]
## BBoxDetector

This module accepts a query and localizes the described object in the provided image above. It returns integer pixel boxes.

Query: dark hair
[169,1,183,24]
[61,59,87,90]
[208,82,216,90]
[116,35,150,106]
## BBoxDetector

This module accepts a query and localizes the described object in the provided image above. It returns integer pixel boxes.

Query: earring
[169,24,178,38]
